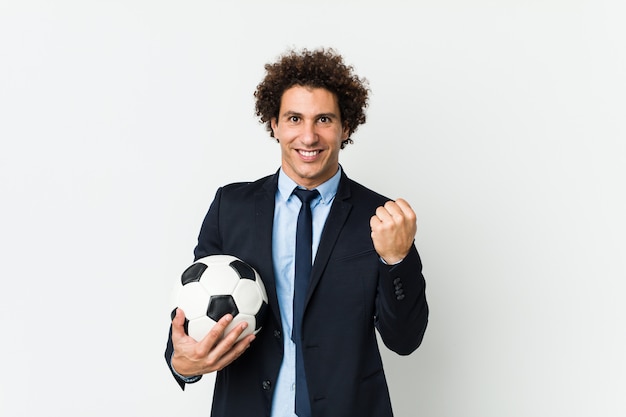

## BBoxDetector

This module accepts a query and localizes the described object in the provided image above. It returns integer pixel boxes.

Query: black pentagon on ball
[181,262,208,285]
[255,300,269,331]
[229,259,256,280]
[207,294,239,321]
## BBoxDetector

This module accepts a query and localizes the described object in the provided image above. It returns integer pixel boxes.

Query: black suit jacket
[165,170,428,417]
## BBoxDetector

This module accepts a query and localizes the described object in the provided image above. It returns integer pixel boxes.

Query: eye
[319,116,331,123]
[289,115,300,123]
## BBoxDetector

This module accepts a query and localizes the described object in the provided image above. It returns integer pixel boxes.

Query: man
[165,48,429,417]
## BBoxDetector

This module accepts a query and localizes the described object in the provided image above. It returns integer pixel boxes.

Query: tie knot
[293,188,319,205]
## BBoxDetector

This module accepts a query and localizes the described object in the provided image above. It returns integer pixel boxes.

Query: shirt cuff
[379,256,404,266]
[171,358,202,383]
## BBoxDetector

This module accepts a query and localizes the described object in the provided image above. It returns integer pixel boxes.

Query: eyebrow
[281,111,340,119]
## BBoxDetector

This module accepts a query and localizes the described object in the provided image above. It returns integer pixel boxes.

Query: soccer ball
[172,255,269,343]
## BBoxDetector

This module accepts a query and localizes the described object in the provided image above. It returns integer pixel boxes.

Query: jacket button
[262,380,272,390]
[273,330,281,339]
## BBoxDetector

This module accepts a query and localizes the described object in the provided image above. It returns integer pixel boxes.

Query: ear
[271,117,278,137]
[342,122,350,140]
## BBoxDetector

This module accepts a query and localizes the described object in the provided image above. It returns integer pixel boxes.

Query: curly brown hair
[254,48,370,149]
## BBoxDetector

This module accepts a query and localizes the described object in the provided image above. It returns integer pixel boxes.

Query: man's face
[271,85,349,189]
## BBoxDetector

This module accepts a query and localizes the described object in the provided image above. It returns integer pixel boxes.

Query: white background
[1,1,625,416]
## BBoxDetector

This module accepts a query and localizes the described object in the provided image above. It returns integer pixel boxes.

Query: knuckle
[208,327,223,339]
[193,345,205,358]
[205,352,220,367]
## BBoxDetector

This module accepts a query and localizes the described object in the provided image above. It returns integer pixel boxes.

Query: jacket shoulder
[218,174,276,198]
[342,175,391,206]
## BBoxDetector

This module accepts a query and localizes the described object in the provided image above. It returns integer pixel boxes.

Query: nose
[300,120,317,145]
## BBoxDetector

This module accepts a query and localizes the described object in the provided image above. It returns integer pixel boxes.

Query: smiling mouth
[298,150,320,157]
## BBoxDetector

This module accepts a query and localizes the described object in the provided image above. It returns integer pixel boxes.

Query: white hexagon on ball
[176,282,210,320]
[200,264,240,296]
[187,316,217,342]
[232,279,265,315]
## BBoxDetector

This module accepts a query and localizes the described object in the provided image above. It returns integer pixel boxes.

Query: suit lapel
[306,171,353,307]
[254,173,282,325]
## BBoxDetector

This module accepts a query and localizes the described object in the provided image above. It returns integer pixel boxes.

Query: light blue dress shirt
[271,167,341,417]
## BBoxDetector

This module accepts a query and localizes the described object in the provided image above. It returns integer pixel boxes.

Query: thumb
[171,308,187,339]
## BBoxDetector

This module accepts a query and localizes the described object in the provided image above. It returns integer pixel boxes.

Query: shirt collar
[277,166,342,205]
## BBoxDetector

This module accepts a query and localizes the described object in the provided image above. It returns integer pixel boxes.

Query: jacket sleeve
[164,187,224,389]
[374,245,429,355]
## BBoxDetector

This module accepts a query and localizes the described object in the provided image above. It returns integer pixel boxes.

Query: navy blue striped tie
[292,188,318,417]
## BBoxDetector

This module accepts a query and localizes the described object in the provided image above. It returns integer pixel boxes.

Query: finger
[211,333,256,372]
[383,201,405,220]
[370,214,381,230]
[205,322,253,371]
[374,205,393,223]
[219,320,249,347]
[394,198,416,221]
[171,308,187,340]
[198,314,234,351]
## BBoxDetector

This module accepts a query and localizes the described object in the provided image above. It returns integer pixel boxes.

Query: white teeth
[299,150,318,157]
